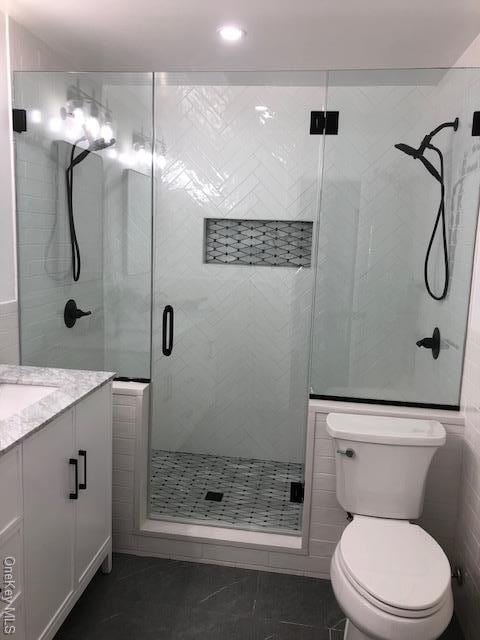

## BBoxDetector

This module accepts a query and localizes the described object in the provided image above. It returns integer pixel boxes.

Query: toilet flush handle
[337,448,355,458]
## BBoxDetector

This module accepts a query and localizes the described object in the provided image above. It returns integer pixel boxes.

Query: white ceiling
[7,0,480,71]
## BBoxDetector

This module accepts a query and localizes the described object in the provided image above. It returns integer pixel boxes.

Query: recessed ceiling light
[218,25,246,43]
[255,105,268,112]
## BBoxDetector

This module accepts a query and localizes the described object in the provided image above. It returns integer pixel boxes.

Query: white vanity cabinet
[0,383,112,640]
[74,387,112,588]
[23,410,76,640]
[0,444,24,639]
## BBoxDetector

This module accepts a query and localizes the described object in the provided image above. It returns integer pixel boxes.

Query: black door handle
[162,305,174,356]
[64,299,92,328]
[69,458,79,499]
[79,450,87,490]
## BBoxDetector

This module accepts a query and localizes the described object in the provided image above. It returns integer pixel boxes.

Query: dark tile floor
[55,553,464,640]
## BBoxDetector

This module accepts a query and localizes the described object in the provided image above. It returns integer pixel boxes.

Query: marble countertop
[0,365,115,457]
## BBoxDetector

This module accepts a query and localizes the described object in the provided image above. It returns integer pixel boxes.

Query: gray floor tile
[255,571,336,629]
[441,616,465,639]
[55,553,464,640]
[138,562,260,617]
[163,611,331,640]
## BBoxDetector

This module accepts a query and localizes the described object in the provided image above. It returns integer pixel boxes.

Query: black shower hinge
[472,111,480,136]
[310,111,339,135]
[12,108,27,133]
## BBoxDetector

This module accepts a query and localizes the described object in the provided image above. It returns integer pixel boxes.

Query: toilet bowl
[330,516,453,640]
[325,413,453,640]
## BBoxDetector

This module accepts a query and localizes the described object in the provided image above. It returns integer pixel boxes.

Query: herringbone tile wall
[151,82,326,462]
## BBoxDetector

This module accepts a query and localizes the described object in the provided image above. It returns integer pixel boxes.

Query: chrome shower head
[67,137,116,170]
[88,137,116,152]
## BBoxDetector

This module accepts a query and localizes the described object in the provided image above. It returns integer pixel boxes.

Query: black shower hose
[424,144,449,301]
[66,141,91,282]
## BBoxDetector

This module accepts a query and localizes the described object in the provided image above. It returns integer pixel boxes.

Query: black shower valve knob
[416,327,440,360]
[64,299,92,328]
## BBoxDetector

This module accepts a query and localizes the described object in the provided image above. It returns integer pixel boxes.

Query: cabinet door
[23,411,75,640]
[74,385,112,586]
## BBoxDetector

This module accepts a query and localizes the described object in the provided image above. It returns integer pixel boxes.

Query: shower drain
[205,491,224,502]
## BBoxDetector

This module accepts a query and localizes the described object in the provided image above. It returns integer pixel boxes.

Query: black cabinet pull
[79,450,87,490]
[162,305,174,356]
[69,458,78,500]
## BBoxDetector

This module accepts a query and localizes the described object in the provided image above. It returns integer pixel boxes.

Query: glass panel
[150,72,326,532]
[311,68,480,406]
[14,72,153,378]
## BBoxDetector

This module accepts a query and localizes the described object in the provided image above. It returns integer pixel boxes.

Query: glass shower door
[150,72,327,533]
[310,68,480,407]
[14,72,153,379]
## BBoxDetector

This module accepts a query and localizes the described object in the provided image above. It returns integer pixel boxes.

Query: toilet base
[344,619,374,640]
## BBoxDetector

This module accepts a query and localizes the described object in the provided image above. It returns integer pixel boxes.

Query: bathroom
[0,1,479,639]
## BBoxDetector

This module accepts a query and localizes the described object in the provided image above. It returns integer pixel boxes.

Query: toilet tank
[326,413,446,520]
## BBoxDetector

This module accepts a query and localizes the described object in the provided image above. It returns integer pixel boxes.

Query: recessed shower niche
[204,218,313,268]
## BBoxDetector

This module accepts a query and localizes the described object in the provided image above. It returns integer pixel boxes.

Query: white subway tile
[312,473,336,492]
[113,437,136,456]
[308,539,337,557]
[202,544,269,566]
[113,501,134,520]
[113,453,135,472]
[314,439,334,457]
[113,404,136,422]
[113,420,136,438]
[136,536,203,559]
[112,469,134,488]
[112,485,134,503]
[267,552,310,572]
[112,533,138,552]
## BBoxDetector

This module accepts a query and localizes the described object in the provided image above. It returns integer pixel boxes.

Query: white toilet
[326,412,453,640]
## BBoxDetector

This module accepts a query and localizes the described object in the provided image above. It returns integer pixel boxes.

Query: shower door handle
[162,305,174,356]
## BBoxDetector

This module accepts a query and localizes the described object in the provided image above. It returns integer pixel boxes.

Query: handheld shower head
[89,137,116,152]
[394,118,458,166]
[394,117,459,301]
[394,118,459,183]
[394,143,420,158]
[394,142,442,182]
[66,135,117,281]
[67,137,116,170]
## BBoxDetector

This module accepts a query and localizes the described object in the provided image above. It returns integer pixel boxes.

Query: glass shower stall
[12,68,480,536]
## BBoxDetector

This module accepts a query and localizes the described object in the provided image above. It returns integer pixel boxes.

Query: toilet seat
[337,546,449,619]
[338,516,451,617]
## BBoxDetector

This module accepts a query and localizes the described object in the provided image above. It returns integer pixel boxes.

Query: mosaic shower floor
[150,450,304,532]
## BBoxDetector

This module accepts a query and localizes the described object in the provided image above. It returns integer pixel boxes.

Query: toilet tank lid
[326,413,446,446]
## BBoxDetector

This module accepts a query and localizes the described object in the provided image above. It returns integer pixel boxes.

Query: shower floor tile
[149,450,304,532]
